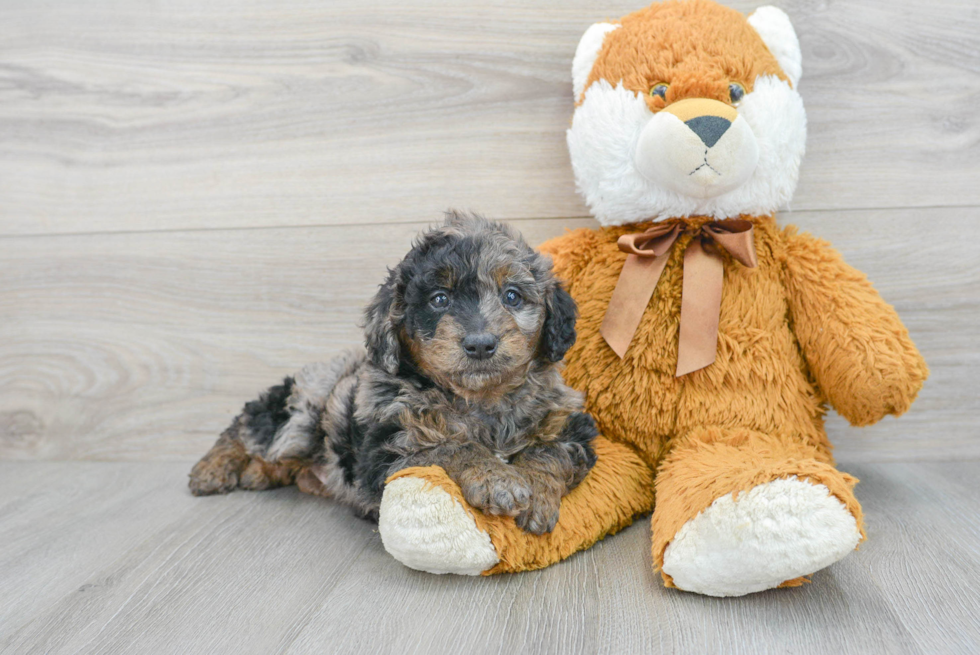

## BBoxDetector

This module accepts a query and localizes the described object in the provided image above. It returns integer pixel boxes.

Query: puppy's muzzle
[462,333,499,360]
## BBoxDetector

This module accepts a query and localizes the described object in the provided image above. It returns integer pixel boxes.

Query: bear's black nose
[462,333,499,360]
[685,115,731,148]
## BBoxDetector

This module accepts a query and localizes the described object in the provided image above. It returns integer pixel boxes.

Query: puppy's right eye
[429,292,450,309]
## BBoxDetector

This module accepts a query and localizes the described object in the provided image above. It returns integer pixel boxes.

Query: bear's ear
[747,7,802,88]
[572,22,620,102]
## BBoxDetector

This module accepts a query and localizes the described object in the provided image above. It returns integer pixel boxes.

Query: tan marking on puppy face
[486,261,547,338]
[437,267,456,290]
[480,290,543,369]
[408,293,545,402]
[492,264,523,289]
[408,314,468,385]
[584,0,787,110]
[396,213,563,401]
[493,265,508,288]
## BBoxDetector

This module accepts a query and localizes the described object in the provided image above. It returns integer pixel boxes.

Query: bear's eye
[502,288,523,308]
[729,83,745,105]
[649,83,669,99]
[429,291,450,309]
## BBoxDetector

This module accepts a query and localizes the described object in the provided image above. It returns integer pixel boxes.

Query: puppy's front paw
[460,469,531,518]
[515,494,561,535]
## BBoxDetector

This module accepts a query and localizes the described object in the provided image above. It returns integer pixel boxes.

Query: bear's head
[567,0,805,226]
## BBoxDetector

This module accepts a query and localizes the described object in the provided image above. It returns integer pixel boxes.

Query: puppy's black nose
[462,333,498,360]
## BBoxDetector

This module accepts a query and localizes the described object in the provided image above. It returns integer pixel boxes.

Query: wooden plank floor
[1,460,979,654]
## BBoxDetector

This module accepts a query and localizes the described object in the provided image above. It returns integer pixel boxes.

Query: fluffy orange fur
[545,216,926,583]
[583,0,788,110]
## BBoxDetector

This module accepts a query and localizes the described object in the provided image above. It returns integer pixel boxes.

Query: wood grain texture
[2,460,978,654]
[1,0,978,236]
[1,209,976,462]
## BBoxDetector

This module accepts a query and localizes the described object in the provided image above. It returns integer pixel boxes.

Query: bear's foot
[652,427,866,597]
[661,476,861,597]
[379,473,500,575]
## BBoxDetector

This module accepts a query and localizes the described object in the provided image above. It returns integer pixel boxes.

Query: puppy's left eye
[429,292,450,309]
[502,288,523,307]
[729,83,745,105]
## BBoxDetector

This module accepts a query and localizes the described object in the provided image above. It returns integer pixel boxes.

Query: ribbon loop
[617,223,682,257]
[702,220,758,268]
[599,219,757,376]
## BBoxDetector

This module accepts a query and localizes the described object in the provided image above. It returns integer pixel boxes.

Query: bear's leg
[652,426,864,597]
[378,436,655,575]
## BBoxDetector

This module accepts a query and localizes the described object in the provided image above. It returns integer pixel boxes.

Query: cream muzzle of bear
[633,98,759,200]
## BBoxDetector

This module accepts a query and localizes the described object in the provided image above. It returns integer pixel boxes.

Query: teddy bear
[377,0,928,596]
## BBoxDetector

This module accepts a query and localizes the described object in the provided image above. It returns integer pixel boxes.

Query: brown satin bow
[599,219,758,376]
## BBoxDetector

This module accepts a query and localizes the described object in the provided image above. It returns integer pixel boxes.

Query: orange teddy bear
[378,0,927,596]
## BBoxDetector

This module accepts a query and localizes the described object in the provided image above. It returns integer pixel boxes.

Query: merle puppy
[188,212,597,534]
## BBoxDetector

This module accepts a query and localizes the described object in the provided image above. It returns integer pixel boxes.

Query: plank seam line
[2,203,979,240]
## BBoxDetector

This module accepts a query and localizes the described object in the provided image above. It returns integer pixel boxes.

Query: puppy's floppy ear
[363,269,403,375]
[541,281,578,362]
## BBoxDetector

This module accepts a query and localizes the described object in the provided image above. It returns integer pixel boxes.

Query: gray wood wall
[2,0,978,464]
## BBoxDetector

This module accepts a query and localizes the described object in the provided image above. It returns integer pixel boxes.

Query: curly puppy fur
[189,212,598,534]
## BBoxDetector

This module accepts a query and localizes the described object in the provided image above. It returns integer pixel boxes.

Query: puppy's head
[364,211,576,396]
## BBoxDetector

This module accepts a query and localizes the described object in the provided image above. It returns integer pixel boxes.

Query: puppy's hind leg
[189,377,299,496]
[188,426,253,496]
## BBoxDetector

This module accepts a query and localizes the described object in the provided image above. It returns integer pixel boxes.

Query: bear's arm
[780,227,929,426]
[537,227,603,292]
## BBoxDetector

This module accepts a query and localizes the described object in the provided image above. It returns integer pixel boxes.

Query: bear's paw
[379,476,499,575]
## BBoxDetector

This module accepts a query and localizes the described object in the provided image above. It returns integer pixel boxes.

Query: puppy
[188,211,597,534]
